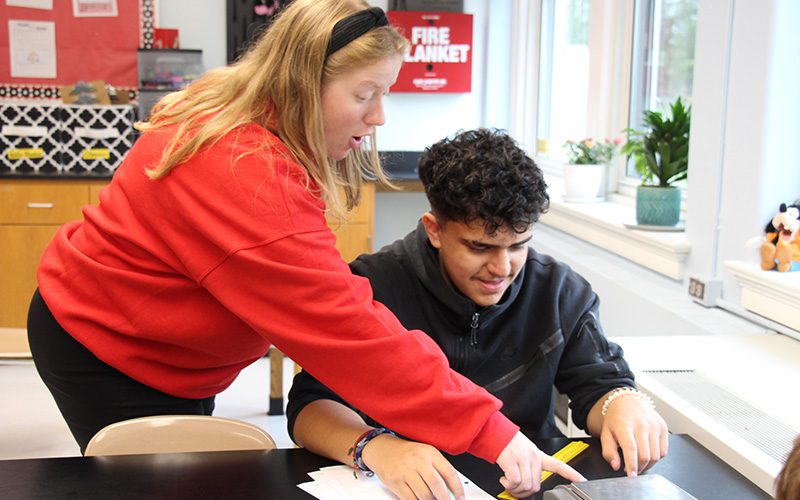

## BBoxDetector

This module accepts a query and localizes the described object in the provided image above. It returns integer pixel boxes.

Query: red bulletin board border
[387,10,473,93]
[0,0,151,100]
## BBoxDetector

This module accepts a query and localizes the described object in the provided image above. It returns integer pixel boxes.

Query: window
[533,0,697,191]
[627,0,697,177]
[520,0,800,338]
[536,0,591,163]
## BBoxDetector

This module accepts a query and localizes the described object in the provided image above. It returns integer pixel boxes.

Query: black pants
[27,289,215,454]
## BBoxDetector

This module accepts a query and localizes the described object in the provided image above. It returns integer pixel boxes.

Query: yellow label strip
[82,148,110,160]
[498,440,589,499]
[7,148,44,160]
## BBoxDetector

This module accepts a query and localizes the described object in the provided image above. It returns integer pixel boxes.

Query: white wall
[378,0,512,150]
[156,1,227,72]
[685,0,800,303]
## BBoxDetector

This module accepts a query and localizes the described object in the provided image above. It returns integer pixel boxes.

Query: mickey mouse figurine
[761,202,800,272]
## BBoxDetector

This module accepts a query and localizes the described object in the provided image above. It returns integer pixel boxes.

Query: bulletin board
[0,1,145,100]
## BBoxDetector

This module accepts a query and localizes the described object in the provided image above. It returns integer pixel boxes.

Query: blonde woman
[27,1,582,498]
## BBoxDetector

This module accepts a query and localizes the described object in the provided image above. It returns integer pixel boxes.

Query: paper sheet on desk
[298,465,495,499]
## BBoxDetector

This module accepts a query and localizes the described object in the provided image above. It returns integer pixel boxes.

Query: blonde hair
[137,0,408,218]
[776,436,800,500]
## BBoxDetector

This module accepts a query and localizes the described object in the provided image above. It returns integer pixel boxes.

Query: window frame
[528,0,635,195]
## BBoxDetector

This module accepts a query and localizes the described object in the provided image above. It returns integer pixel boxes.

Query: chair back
[84,415,277,456]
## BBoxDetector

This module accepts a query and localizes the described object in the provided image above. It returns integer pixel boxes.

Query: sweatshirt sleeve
[200,227,519,462]
[555,296,635,430]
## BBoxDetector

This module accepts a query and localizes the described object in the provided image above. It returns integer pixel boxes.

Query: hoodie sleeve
[554,295,635,430]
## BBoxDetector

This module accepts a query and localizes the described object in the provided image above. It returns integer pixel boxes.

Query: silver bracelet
[600,387,655,416]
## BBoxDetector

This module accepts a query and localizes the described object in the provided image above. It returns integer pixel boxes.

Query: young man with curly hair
[287,128,668,499]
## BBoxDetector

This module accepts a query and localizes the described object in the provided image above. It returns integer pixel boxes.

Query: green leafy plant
[563,137,621,164]
[621,97,691,187]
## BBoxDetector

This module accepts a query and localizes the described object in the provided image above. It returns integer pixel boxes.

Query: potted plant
[561,137,621,202]
[621,97,691,227]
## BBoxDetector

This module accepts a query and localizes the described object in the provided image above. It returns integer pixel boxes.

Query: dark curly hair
[418,128,549,235]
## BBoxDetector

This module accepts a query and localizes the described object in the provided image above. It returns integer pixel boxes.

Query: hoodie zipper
[456,311,480,372]
[469,312,480,349]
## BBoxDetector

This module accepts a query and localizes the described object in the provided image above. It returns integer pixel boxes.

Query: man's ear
[421,212,443,249]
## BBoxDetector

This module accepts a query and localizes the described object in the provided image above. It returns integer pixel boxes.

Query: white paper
[5,0,53,9]
[298,465,495,500]
[8,20,56,78]
[1,124,48,137]
[74,127,120,140]
[72,0,118,17]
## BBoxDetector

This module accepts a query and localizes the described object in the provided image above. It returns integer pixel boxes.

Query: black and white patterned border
[141,0,156,49]
[0,0,154,101]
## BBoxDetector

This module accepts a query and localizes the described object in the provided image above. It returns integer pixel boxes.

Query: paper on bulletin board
[0,1,138,87]
[8,19,56,78]
[72,0,117,17]
[5,0,53,9]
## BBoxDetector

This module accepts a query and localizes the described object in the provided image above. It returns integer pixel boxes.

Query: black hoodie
[287,222,635,442]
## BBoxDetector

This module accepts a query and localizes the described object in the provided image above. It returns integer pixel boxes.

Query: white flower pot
[562,163,606,202]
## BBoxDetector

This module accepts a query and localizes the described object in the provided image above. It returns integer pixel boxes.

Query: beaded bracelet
[600,387,655,416]
[349,427,396,476]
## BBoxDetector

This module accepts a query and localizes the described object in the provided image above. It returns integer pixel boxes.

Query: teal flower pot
[636,186,681,226]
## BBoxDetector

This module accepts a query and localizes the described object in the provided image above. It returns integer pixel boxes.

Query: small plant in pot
[621,97,691,227]
[561,137,621,202]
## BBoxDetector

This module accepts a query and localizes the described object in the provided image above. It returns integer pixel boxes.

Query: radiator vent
[643,369,797,463]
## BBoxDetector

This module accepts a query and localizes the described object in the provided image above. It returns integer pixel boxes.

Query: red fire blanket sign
[387,11,473,93]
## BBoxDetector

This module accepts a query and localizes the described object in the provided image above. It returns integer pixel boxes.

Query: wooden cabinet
[0,180,374,329]
[0,179,99,328]
[325,183,375,262]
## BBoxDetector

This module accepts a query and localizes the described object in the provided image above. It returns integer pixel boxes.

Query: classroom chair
[84,415,276,456]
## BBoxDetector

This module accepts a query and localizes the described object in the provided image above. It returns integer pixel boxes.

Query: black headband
[326,7,389,58]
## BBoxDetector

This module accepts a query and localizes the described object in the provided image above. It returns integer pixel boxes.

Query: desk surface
[0,434,768,499]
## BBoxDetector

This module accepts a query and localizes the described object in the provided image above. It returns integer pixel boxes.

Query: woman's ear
[421,212,443,249]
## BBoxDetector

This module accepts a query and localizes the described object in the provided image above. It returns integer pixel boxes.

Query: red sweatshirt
[37,123,518,462]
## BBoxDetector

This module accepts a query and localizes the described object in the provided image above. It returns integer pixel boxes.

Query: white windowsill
[724,260,800,334]
[540,177,690,280]
[613,334,800,495]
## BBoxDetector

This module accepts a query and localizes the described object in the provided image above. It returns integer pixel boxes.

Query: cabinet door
[88,181,109,206]
[0,181,87,224]
[326,183,374,262]
[329,224,372,263]
[0,180,92,328]
[0,225,62,327]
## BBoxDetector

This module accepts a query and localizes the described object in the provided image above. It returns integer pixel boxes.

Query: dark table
[0,434,769,499]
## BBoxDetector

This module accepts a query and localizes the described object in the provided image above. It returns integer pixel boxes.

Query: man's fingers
[600,431,622,471]
[497,453,535,497]
[499,460,522,486]
[644,429,661,472]
[500,475,539,499]
[432,457,465,500]
[613,429,638,477]
[660,429,670,458]
[392,481,417,500]
[541,454,586,483]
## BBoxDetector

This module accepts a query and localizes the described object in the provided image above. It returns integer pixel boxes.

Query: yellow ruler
[497,440,589,499]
